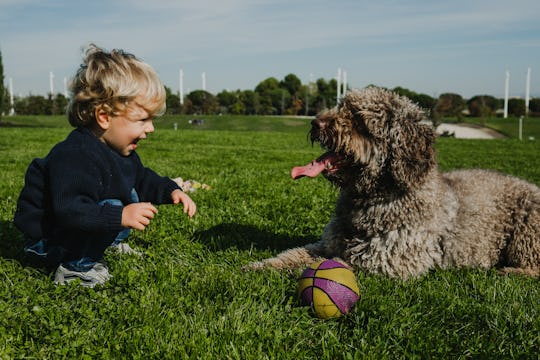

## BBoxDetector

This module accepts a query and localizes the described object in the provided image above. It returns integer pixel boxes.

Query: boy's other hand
[171,189,197,218]
[122,202,158,230]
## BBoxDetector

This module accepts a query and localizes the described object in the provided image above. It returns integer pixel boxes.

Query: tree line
[1,50,539,121]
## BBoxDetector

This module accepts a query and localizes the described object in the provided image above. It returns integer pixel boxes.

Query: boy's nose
[145,120,155,133]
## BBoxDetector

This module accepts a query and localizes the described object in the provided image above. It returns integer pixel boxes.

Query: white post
[336,68,342,104]
[343,70,347,96]
[9,77,15,115]
[179,69,184,105]
[63,77,68,98]
[49,71,54,95]
[519,116,523,140]
[504,70,509,119]
[525,67,531,117]
[202,72,206,91]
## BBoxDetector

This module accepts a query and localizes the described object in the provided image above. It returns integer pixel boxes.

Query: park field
[1,115,540,358]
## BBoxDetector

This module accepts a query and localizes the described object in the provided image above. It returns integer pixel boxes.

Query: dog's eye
[354,118,369,135]
[352,112,367,131]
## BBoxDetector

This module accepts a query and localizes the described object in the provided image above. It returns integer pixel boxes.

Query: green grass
[0,114,314,133]
[1,116,540,358]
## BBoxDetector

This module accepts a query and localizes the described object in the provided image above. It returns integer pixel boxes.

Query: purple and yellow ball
[297,259,360,319]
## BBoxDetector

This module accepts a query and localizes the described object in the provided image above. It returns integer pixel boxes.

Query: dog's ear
[388,121,435,190]
[353,108,387,138]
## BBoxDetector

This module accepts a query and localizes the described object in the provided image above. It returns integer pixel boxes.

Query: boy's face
[97,102,155,156]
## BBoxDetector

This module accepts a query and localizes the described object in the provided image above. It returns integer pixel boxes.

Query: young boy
[13,44,196,287]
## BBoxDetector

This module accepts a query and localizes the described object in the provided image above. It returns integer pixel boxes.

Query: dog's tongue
[291,153,334,179]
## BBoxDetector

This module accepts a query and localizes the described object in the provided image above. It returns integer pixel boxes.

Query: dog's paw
[497,267,539,277]
[242,257,294,271]
[241,261,266,271]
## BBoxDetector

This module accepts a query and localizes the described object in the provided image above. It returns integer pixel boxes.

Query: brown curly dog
[247,86,540,279]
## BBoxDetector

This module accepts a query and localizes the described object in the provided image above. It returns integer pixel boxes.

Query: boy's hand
[171,189,197,218]
[122,202,158,230]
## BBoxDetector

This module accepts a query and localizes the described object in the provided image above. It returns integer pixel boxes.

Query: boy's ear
[95,108,111,130]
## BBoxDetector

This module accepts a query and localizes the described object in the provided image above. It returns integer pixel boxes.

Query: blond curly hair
[67,44,166,127]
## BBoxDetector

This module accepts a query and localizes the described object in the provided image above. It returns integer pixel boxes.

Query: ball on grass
[297,259,360,319]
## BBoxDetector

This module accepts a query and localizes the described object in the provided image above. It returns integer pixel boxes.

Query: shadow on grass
[0,220,26,262]
[0,220,55,273]
[193,223,318,252]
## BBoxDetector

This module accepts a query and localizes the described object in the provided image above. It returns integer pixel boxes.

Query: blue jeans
[62,199,131,271]
[25,190,139,272]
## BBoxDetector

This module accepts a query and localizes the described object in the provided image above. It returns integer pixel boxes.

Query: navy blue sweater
[14,127,181,247]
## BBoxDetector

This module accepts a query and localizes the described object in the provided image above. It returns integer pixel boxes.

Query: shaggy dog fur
[247,86,540,279]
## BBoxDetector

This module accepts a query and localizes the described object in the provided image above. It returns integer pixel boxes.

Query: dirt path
[436,123,506,139]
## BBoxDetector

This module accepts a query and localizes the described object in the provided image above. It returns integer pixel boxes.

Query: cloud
[1,0,539,97]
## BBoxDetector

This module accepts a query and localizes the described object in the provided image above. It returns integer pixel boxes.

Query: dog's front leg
[243,242,328,270]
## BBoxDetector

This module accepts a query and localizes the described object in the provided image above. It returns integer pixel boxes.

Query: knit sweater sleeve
[47,148,124,233]
[132,153,182,204]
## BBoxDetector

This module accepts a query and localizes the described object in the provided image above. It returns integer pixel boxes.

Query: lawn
[1,115,540,359]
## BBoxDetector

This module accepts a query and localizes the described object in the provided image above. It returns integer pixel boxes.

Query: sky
[1,0,539,99]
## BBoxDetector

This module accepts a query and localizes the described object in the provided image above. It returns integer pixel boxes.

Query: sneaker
[110,242,144,257]
[54,262,111,288]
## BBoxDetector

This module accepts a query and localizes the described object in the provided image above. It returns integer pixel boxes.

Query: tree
[216,89,238,114]
[1,87,9,117]
[414,94,437,113]
[299,83,314,116]
[229,101,245,115]
[239,90,260,115]
[310,78,336,114]
[529,98,540,117]
[14,95,49,115]
[391,86,439,127]
[8,68,537,118]
[392,86,416,100]
[185,90,218,115]
[467,95,500,118]
[272,88,290,115]
[255,77,280,114]
[52,93,69,115]
[435,93,465,120]
[279,74,302,115]
[0,49,4,121]
[508,98,525,117]
[392,86,436,112]
[164,86,181,115]
[279,73,302,97]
